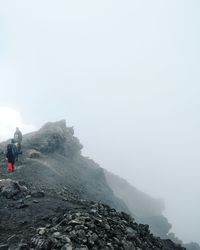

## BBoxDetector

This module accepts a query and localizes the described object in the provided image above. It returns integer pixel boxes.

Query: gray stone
[16,243,29,250]
[74,246,88,250]
[7,234,21,245]
[126,227,137,237]
[31,191,45,198]
[0,179,20,199]
[33,199,39,203]
[104,223,111,230]
[52,231,61,238]
[37,227,46,235]
[27,149,41,158]
[0,245,9,250]
[61,243,73,250]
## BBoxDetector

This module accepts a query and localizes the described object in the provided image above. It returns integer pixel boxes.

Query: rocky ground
[0,121,194,249]
[0,174,185,250]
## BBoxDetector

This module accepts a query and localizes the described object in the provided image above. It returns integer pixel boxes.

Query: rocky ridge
[0,120,198,249]
[0,179,185,250]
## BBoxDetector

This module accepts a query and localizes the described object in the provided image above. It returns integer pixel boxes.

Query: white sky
[0,0,200,244]
[0,107,34,141]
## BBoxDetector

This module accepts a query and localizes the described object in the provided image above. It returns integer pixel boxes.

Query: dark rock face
[22,120,82,158]
[104,170,165,218]
[104,170,172,239]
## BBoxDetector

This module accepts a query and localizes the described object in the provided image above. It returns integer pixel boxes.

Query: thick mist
[0,0,200,244]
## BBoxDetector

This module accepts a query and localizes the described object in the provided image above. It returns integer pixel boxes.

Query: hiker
[14,127,23,154]
[6,139,18,172]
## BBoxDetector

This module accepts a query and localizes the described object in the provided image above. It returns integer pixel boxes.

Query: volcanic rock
[0,179,28,199]
[0,120,197,249]
[28,202,185,250]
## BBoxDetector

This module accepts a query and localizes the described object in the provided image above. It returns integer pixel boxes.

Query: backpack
[7,144,16,158]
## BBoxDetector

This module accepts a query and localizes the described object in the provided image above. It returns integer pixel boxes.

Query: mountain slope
[0,120,129,213]
[0,120,197,249]
[0,178,185,249]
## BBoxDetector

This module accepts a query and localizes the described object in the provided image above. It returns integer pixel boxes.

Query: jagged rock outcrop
[0,120,129,214]
[22,120,82,158]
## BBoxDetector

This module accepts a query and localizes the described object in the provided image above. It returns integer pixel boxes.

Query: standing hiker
[6,139,18,172]
[14,127,23,154]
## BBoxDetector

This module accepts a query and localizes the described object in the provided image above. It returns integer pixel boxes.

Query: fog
[0,0,200,244]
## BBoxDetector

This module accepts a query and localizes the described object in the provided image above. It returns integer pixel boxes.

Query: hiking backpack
[7,144,16,158]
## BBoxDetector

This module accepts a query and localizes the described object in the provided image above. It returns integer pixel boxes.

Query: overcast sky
[0,0,200,244]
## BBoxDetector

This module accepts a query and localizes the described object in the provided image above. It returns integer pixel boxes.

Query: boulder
[0,179,21,199]
[0,179,29,199]
[27,149,41,159]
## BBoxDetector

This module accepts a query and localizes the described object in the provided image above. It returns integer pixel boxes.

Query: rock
[61,243,73,250]
[19,185,28,193]
[0,245,9,250]
[33,199,39,203]
[74,246,88,250]
[90,209,97,214]
[37,227,46,235]
[22,120,82,156]
[16,203,29,209]
[69,219,82,225]
[0,179,21,199]
[16,243,29,250]
[52,231,61,238]
[29,202,186,250]
[31,191,45,198]
[7,234,20,245]
[27,149,41,158]
[88,233,98,245]
[19,220,28,225]
[62,197,68,201]
[126,227,137,238]
[104,223,110,230]
[60,236,71,244]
